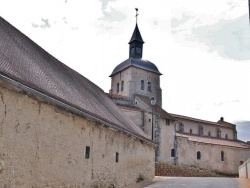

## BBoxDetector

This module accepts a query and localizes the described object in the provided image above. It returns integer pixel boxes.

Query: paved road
[142,177,250,188]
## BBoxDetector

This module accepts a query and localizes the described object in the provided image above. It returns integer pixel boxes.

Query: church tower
[109,10,162,107]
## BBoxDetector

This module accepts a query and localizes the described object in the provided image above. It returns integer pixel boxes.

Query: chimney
[220,117,224,121]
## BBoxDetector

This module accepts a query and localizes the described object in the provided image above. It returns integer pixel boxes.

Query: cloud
[234,121,250,141]
[32,18,51,29]
[99,0,115,10]
[192,15,250,61]
[98,0,126,22]
[171,13,193,28]
[172,13,250,60]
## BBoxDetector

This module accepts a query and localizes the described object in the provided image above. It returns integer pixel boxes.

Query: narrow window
[217,128,221,138]
[115,152,119,163]
[85,146,90,159]
[166,119,170,125]
[221,151,224,161]
[225,134,228,139]
[208,131,211,137]
[198,125,203,136]
[190,129,192,134]
[171,148,175,157]
[179,123,184,133]
[121,81,124,91]
[141,80,144,90]
[130,47,135,55]
[117,83,119,93]
[149,119,151,122]
[148,82,151,91]
[197,151,201,160]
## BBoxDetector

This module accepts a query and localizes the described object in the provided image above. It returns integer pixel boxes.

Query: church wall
[110,68,132,97]
[177,120,234,140]
[0,80,155,188]
[131,67,162,106]
[177,137,250,174]
[158,119,175,163]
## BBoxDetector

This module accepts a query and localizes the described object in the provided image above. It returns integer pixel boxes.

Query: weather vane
[135,8,139,23]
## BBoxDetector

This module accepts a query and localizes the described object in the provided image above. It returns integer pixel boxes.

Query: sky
[0,0,249,141]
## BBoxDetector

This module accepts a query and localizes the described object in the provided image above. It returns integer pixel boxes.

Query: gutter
[0,73,155,146]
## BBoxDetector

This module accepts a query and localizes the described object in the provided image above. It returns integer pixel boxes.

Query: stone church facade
[109,22,250,174]
[0,17,155,187]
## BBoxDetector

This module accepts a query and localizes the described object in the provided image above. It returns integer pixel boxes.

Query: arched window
[148,82,151,91]
[141,80,144,90]
[217,128,221,138]
[117,83,119,93]
[198,125,203,136]
[190,129,192,134]
[225,134,228,139]
[179,123,184,133]
[221,151,224,161]
[121,81,124,91]
[171,148,175,157]
[197,151,201,160]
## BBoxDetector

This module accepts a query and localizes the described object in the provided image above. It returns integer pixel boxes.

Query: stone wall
[0,80,155,188]
[155,163,238,177]
[239,158,250,179]
[177,136,250,174]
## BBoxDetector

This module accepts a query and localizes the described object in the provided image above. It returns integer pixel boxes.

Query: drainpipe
[174,120,178,165]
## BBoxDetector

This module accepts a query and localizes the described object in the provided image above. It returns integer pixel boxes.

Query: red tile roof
[176,133,249,149]
[0,17,152,143]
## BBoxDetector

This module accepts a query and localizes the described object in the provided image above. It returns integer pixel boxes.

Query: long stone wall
[0,80,155,187]
[177,137,249,174]
[155,163,238,177]
[239,158,250,179]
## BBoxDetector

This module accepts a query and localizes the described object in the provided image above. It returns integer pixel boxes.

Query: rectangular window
[115,152,119,163]
[166,119,170,125]
[85,146,90,159]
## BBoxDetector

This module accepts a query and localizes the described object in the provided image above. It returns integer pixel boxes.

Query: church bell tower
[109,9,162,107]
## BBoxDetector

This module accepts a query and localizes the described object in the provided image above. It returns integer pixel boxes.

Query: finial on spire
[135,8,139,24]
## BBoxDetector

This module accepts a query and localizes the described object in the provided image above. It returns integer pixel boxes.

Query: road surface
[142,177,250,188]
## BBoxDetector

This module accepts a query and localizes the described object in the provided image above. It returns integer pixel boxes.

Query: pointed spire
[128,24,144,44]
[128,8,144,59]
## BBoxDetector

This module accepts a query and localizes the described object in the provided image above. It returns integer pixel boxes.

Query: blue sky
[0,0,249,141]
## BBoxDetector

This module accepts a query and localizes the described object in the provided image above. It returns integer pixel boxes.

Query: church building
[108,16,250,174]
[0,16,155,187]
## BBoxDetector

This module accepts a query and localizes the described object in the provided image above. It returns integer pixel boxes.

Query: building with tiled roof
[0,16,155,187]
[108,15,250,174]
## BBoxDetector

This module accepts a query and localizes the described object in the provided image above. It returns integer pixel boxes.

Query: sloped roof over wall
[135,95,174,120]
[171,113,235,129]
[110,58,162,77]
[0,17,151,143]
[177,133,249,149]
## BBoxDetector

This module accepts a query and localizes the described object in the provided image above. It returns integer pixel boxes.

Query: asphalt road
[142,177,250,188]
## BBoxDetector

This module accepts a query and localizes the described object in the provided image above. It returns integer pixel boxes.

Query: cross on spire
[135,8,139,24]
